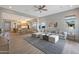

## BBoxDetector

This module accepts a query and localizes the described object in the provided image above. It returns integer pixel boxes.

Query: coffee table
[49,35,59,43]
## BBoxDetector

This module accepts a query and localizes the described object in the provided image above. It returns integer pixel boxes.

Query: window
[65,15,76,28]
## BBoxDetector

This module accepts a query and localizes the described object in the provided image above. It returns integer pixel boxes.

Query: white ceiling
[0,5,79,17]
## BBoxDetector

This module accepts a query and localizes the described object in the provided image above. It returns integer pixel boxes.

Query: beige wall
[40,8,79,41]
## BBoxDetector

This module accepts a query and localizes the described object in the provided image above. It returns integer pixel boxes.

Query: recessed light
[9,6,12,8]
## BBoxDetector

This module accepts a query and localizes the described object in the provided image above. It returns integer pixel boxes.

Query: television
[42,26,45,28]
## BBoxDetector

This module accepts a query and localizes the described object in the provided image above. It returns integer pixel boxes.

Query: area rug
[24,37,65,54]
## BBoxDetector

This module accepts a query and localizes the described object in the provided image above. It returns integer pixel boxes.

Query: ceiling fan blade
[34,5,47,13]
[42,5,46,8]
[42,9,47,11]
[39,5,46,9]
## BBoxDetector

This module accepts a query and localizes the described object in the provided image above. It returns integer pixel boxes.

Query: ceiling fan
[34,5,47,13]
